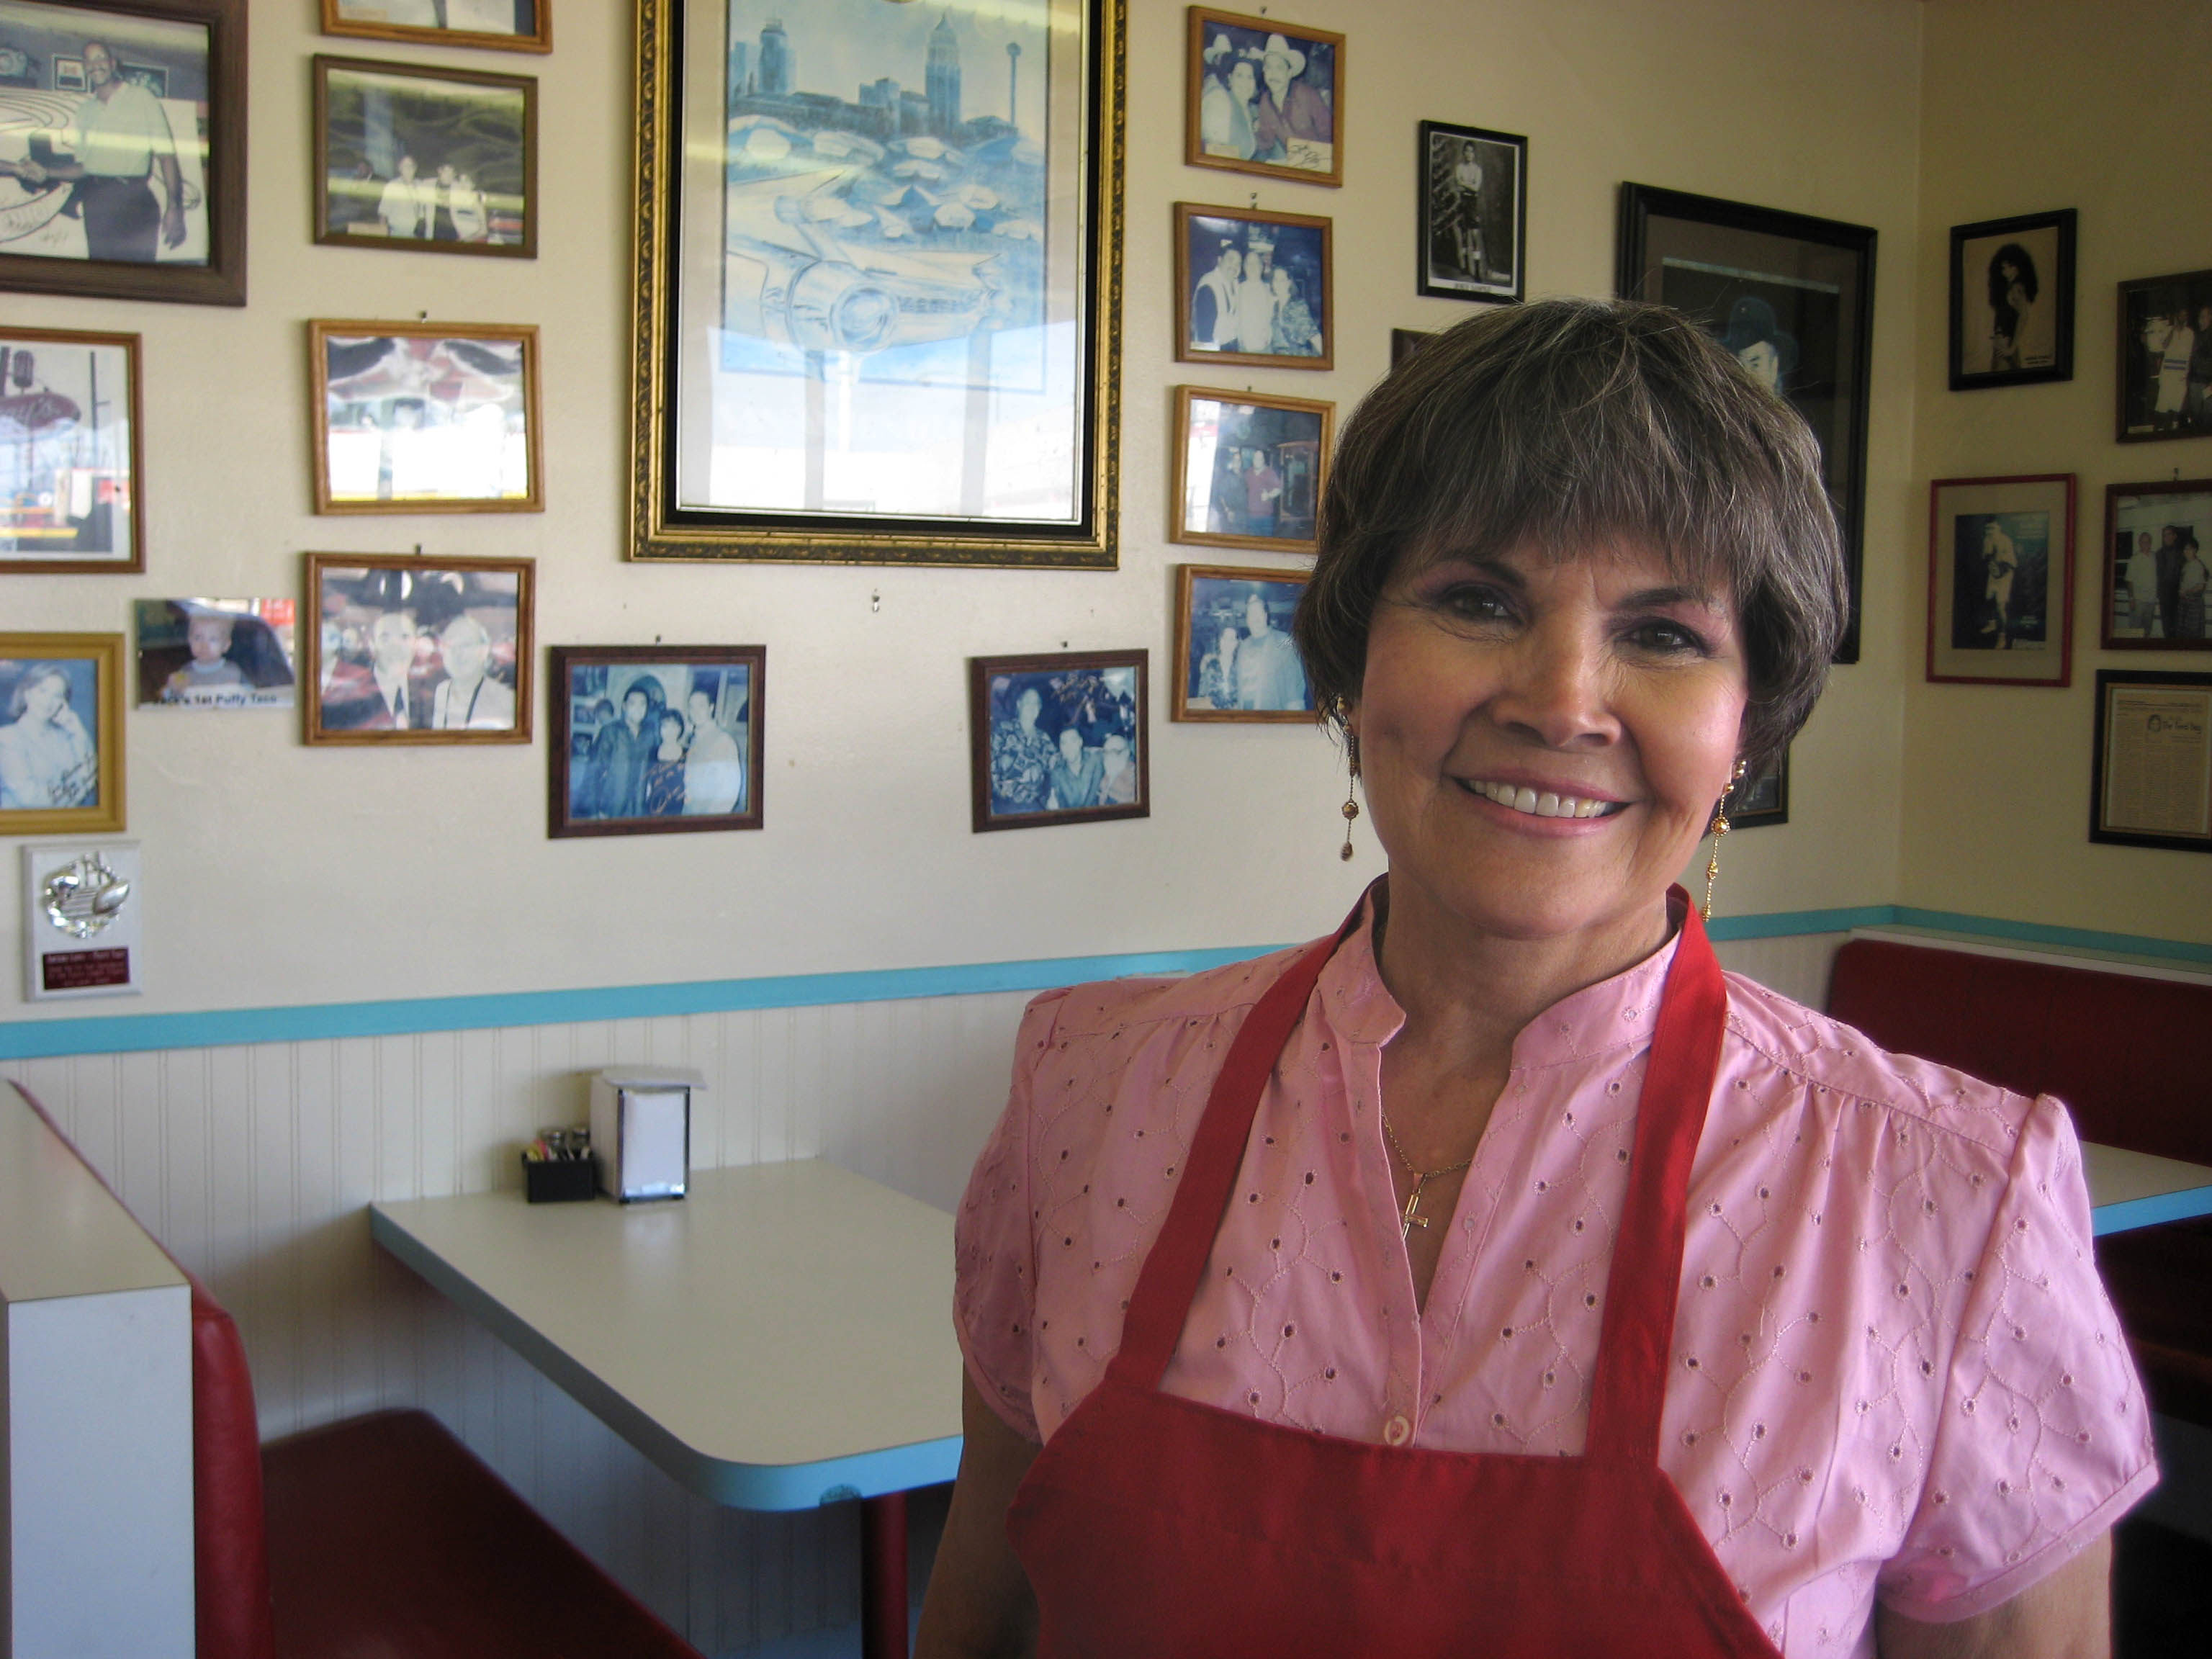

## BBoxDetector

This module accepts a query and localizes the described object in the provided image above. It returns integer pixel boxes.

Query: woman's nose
[1491,625,1619,750]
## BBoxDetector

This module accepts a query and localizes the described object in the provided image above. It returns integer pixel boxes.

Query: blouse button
[1383,1413,1412,1447]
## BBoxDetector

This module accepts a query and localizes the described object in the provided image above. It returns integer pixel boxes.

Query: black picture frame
[2116,268,2212,443]
[1416,119,1524,304]
[1727,746,1789,830]
[1617,183,1875,664]
[548,645,766,837]
[2089,670,2212,854]
[968,650,1148,832]
[0,0,246,306]
[1948,209,2074,391]
[2100,476,2211,649]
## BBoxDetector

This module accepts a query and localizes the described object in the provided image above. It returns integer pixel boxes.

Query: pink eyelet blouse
[953,899,2157,1656]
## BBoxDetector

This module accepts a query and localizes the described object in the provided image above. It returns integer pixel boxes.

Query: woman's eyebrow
[1619,583,1729,614]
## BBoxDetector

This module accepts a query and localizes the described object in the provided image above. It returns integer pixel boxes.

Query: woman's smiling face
[1351,536,1748,945]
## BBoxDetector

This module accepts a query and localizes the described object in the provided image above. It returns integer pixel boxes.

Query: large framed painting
[0,632,124,833]
[0,325,143,573]
[1948,209,2074,391]
[2117,269,2212,443]
[2103,477,2211,649]
[1926,473,2075,686]
[321,1,551,55]
[1183,6,1341,189]
[1617,184,1875,663]
[629,0,1126,567]
[0,0,246,306]
[549,645,764,837]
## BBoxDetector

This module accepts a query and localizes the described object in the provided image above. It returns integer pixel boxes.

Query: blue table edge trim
[2091,1185,2212,1237]
[368,1205,961,1511]
[9,904,2208,1061]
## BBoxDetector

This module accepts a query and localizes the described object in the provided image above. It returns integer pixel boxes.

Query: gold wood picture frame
[302,552,534,745]
[308,320,544,514]
[1183,6,1343,189]
[0,325,145,575]
[320,0,551,53]
[1171,563,1313,722]
[629,0,1128,567]
[0,633,125,833]
[1169,385,1331,554]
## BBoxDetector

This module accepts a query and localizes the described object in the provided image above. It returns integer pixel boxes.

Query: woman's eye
[1439,585,1514,621]
[1624,619,1707,654]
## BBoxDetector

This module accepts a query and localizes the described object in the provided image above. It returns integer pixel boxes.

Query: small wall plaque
[22,842,141,1001]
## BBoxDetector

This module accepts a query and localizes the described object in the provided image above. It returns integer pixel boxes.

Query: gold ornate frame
[626,0,1126,567]
[0,633,126,835]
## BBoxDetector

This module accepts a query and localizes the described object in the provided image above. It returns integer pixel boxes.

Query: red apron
[1007,891,1784,1658]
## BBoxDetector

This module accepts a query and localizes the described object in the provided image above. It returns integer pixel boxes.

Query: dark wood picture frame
[968,649,1149,832]
[2116,268,2212,443]
[1925,473,2076,686]
[311,55,538,260]
[0,631,125,833]
[1416,118,1526,304]
[548,645,766,838]
[302,552,534,746]
[1172,563,1313,723]
[1174,202,1334,371]
[1169,385,1332,554]
[1726,746,1788,830]
[1617,183,1875,664]
[0,325,145,574]
[308,319,545,514]
[320,0,551,53]
[1947,209,2075,391]
[1182,5,1344,189]
[1390,328,1432,369]
[2101,476,2212,650]
[2090,669,2212,854]
[0,0,246,306]
[628,0,1125,567]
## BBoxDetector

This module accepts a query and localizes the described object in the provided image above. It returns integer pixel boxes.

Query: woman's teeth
[1466,779,1619,819]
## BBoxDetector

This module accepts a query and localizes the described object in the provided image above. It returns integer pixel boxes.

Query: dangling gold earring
[1338,700,1361,861]
[1701,759,1750,921]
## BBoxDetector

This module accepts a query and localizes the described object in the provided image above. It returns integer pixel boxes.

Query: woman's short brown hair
[1293,298,1848,772]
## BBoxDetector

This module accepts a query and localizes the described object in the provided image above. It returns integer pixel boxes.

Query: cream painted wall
[1905,0,2212,941]
[0,0,1923,1026]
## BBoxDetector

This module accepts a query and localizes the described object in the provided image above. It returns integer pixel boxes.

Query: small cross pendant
[1400,1185,1430,1240]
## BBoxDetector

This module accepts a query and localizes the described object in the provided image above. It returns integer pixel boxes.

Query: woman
[1233,248,1276,356]
[2178,531,2208,641]
[1267,264,1322,357]
[1986,242,2038,373]
[1195,624,1239,709]
[0,662,97,809]
[989,685,1056,814]
[640,708,688,817]
[919,300,2150,1658]
[1197,44,1257,161]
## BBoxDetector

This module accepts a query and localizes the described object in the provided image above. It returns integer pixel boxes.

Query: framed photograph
[0,633,123,833]
[322,0,551,54]
[2103,477,2211,649]
[1172,564,1312,721]
[1390,328,1431,369]
[549,647,763,837]
[2117,269,2212,442]
[1948,210,2075,390]
[302,553,532,745]
[1171,386,1330,553]
[1617,184,1875,663]
[1926,474,2075,685]
[1416,120,1524,303]
[309,320,541,513]
[0,326,142,573]
[134,598,294,709]
[1184,6,1341,188]
[2090,670,2212,854]
[968,650,1147,830]
[0,0,245,307]
[1727,746,1788,830]
[1176,202,1331,369]
[628,0,1125,568]
[313,56,536,258]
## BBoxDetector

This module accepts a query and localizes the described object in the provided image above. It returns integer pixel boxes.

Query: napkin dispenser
[589,1066,701,1202]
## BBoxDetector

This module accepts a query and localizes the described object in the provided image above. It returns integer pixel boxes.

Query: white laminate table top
[2081,1141,2212,1236]
[371,1160,963,1511]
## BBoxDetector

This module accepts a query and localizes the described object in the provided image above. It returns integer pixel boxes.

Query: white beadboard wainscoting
[0,933,1839,1655]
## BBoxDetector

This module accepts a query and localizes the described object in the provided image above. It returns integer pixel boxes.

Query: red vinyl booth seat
[1826,938,2212,1426]
[7,1082,699,1659]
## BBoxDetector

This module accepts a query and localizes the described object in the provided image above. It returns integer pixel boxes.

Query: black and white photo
[550,647,764,837]
[1948,210,2074,390]
[1927,474,2074,685]
[310,320,543,512]
[1172,386,1330,552]
[2103,478,2211,650]
[2118,269,2212,442]
[1417,120,1524,302]
[0,325,141,572]
[1185,7,1342,188]
[1174,565,1313,723]
[315,55,535,257]
[968,652,1147,830]
[1176,202,1331,369]
[135,597,295,709]
[303,553,533,745]
[0,631,122,832]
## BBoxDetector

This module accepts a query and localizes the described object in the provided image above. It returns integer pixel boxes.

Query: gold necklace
[1381,1115,1476,1241]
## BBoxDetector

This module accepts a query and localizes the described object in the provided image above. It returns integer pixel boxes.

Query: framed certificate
[2090,670,2212,854]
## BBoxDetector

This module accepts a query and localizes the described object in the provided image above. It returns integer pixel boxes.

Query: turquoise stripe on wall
[0,904,2203,1061]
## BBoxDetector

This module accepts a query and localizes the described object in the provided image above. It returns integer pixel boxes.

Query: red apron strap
[1584,891,1731,1465]
[1106,903,1364,1388]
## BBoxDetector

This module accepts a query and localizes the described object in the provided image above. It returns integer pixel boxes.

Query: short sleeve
[951,988,1068,1444]
[1878,1094,2159,1622]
